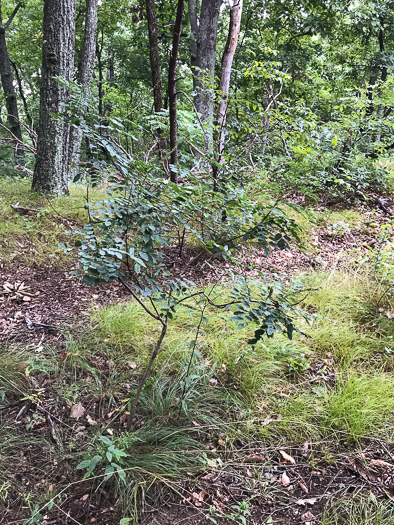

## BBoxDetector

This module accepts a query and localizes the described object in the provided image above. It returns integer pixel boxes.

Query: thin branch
[3,2,22,30]
[0,122,36,154]
[117,277,161,322]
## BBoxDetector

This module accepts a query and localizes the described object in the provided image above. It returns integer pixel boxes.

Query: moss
[0,179,107,265]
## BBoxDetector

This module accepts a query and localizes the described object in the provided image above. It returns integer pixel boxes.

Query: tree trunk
[145,0,167,166]
[213,0,243,182]
[68,0,98,182]
[9,59,32,128]
[32,0,75,196]
[97,29,104,117]
[168,0,186,183]
[0,3,25,166]
[191,0,221,152]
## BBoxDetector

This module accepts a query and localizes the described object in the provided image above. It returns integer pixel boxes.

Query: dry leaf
[82,494,89,501]
[192,490,207,507]
[243,454,266,463]
[70,402,86,419]
[86,414,97,425]
[301,511,316,522]
[370,459,393,468]
[212,499,225,515]
[280,450,296,464]
[299,481,309,494]
[218,438,226,447]
[281,472,291,486]
[296,498,317,506]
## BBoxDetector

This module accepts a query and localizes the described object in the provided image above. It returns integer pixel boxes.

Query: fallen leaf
[218,438,226,447]
[296,498,317,506]
[280,450,296,464]
[82,494,89,501]
[370,459,393,468]
[70,402,85,419]
[281,472,291,486]
[299,481,309,494]
[86,414,97,425]
[212,499,225,515]
[301,511,316,522]
[243,454,266,463]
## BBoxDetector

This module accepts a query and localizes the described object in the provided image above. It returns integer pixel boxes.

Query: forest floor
[1,180,394,525]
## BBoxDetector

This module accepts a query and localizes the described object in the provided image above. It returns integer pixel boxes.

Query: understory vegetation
[2,0,394,523]
[1,177,394,523]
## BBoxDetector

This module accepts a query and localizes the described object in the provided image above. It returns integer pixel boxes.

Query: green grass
[325,373,394,441]
[0,179,106,265]
[321,492,394,525]
[1,177,394,521]
[0,348,30,399]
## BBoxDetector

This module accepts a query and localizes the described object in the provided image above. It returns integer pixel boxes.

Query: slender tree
[32,0,76,196]
[168,0,186,183]
[213,0,243,181]
[188,0,222,151]
[0,1,25,166]
[68,0,99,182]
[145,0,167,166]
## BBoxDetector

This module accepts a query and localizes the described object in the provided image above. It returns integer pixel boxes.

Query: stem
[128,321,168,426]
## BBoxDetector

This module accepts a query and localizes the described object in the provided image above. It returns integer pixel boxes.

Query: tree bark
[191,0,221,151]
[32,0,75,196]
[213,0,243,182]
[68,0,98,182]
[145,0,167,166]
[168,0,186,183]
[0,2,25,166]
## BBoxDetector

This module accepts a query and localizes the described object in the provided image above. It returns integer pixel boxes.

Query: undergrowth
[0,179,106,265]
[1,211,394,521]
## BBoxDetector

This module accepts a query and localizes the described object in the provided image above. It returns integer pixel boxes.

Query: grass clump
[321,492,394,525]
[325,373,394,441]
[0,348,30,399]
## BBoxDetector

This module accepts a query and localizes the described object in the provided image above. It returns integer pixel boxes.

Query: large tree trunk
[32,0,75,196]
[168,0,186,183]
[213,0,243,182]
[145,0,167,166]
[189,0,221,152]
[0,3,25,166]
[68,0,99,182]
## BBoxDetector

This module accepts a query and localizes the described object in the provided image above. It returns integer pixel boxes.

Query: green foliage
[77,435,128,483]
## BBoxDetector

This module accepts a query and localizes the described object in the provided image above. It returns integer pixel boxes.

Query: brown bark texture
[32,0,76,196]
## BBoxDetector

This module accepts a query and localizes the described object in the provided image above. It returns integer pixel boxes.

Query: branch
[4,2,22,30]
[0,122,36,155]
[117,277,162,323]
